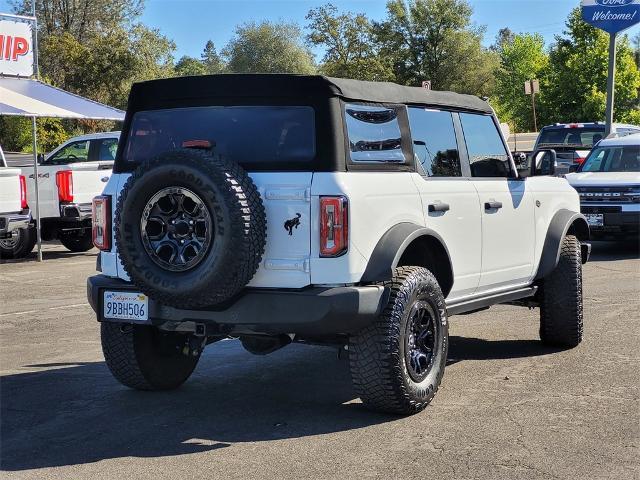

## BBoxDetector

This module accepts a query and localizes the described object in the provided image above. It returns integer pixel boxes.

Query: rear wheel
[0,227,36,259]
[59,230,94,252]
[539,235,583,348]
[101,322,200,390]
[349,266,448,414]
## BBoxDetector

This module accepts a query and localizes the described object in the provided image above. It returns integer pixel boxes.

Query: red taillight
[574,156,586,165]
[19,174,27,209]
[320,196,348,257]
[56,170,74,202]
[92,195,111,251]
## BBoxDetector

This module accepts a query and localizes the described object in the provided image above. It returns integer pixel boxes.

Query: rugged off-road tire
[101,322,200,390]
[115,149,266,308]
[59,230,94,252]
[539,235,583,348]
[349,266,449,415]
[0,227,36,259]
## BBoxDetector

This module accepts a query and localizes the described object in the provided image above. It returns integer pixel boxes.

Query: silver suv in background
[534,122,640,175]
[566,133,640,240]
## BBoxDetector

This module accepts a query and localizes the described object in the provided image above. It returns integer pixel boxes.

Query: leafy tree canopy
[306,4,393,81]
[224,21,316,74]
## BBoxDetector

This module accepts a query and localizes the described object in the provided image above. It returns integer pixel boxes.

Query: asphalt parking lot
[0,241,638,480]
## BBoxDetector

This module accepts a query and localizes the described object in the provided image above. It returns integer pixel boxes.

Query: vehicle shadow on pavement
[447,336,562,365]
[0,334,568,471]
[589,240,639,262]
[0,342,396,471]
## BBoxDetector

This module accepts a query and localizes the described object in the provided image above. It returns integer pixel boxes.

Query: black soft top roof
[128,74,492,114]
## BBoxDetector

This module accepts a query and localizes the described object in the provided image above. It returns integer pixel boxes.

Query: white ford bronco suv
[566,133,640,240]
[87,75,590,414]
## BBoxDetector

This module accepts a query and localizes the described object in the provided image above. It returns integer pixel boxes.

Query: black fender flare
[534,209,590,280]
[360,222,453,284]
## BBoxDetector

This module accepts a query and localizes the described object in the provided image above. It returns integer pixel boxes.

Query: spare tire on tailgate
[115,149,266,308]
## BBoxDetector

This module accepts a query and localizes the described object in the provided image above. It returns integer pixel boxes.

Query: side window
[344,103,405,163]
[46,140,90,165]
[459,113,511,178]
[408,108,461,177]
[95,138,119,161]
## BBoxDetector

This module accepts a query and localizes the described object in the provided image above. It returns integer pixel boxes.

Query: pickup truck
[20,132,120,252]
[0,145,33,258]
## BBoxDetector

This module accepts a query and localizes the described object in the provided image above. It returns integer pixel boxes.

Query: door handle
[484,201,503,210]
[428,202,450,213]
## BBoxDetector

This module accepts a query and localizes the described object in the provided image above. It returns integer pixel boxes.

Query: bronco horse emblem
[284,213,301,236]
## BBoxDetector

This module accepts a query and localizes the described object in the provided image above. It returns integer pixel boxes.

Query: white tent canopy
[0,77,125,120]
[0,76,125,262]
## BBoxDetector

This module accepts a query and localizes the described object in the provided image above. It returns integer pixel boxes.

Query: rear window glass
[537,127,604,148]
[459,113,511,178]
[123,106,315,166]
[408,108,461,177]
[345,103,405,163]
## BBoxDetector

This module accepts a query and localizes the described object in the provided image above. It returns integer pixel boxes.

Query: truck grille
[575,186,640,203]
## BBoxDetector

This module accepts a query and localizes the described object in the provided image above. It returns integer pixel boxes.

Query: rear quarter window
[344,103,405,163]
[459,113,511,178]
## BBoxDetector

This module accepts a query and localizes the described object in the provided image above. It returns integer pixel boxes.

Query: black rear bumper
[87,275,388,336]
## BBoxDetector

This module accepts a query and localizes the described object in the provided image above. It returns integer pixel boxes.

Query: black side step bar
[446,286,538,316]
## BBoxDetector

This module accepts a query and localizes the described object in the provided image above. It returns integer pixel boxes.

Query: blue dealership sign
[581,0,640,33]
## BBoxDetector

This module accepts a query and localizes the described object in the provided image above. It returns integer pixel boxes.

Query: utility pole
[524,79,539,132]
[604,32,617,137]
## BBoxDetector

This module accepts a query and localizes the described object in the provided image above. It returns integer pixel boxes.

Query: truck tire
[539,235,583,348]
[59,230,94,252]
[0,227,36,259]
[101,322,199,390]
[349,266,448,415]
[115,149,266,308]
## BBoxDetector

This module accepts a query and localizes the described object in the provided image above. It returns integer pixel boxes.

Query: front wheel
[0,227,36,259]
[59,230,94,252]
[539,235,584,348]
[349,266,448,415]
[101,323,200,390]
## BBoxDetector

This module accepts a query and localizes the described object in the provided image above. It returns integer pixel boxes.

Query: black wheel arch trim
[534,209,590,280]
[360,222,454,287]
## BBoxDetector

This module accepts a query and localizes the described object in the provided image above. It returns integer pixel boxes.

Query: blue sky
[2,0,639,60]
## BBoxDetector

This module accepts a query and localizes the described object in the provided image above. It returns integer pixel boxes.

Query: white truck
[87,75,590,415]
[0,145,33,258]
[566,133,640,240]
[20,132,120,252]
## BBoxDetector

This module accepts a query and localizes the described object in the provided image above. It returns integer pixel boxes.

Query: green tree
[491,27,516,52]
[306,4,393,81]
[175,56,208,76]
[201,40,225,74]
[374,0,498,95]
[541,8,640,124]
[39,26,174,109]
[493,33,548,132]
[0,116,68,153]
[11,0,144,42]
[223,21,316,74]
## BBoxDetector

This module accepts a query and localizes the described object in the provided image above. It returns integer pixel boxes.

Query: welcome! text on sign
[0,18,34,77]
[581,0,640,33]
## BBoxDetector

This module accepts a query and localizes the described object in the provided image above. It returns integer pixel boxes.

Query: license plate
[103,291,149,322]
[585,213,604,227]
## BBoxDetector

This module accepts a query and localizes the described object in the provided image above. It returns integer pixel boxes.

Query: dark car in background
[533,122,640,174]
